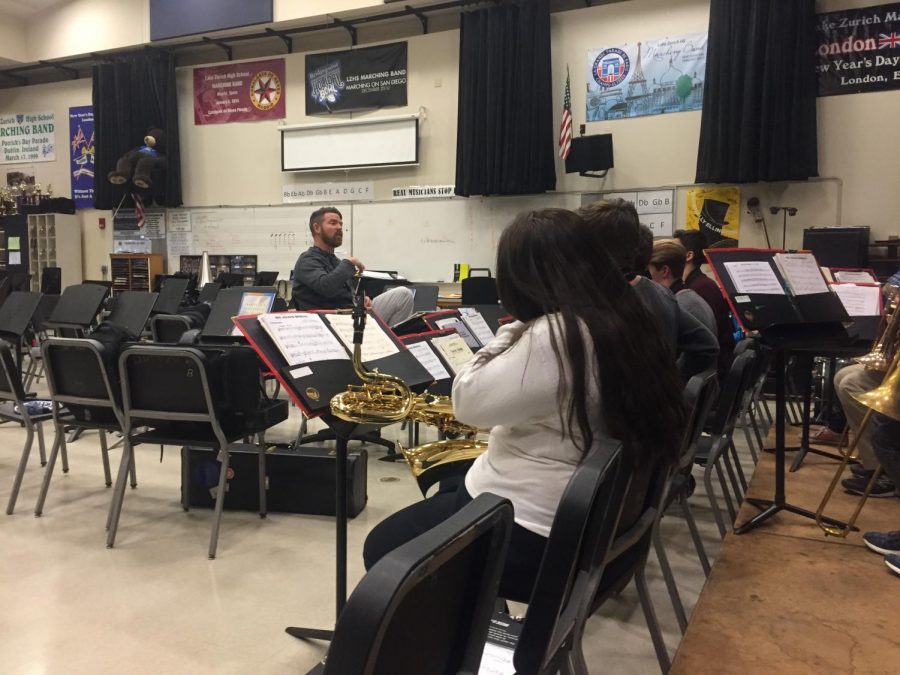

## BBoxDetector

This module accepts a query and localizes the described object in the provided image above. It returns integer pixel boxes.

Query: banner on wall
[816,3,900,96]
[194,58,286,125]
[305,42,407,115]
[0,112,56,164]
[586,33,707,121]
[68,106,95,209]
[686,187,741,245]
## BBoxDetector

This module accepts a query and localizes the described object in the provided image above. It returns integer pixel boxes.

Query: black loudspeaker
[802,227,869,268]
[182,444,368,517]
[564,134,614,174]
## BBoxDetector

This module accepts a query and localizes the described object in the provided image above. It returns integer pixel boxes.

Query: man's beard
[322,232,343,248]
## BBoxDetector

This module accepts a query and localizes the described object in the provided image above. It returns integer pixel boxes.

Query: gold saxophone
[329,275,487,491]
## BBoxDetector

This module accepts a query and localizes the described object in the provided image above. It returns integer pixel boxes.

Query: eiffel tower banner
[586,33,707,121]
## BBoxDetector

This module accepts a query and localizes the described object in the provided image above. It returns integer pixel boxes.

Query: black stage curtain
[93,52,182,208]
[696,0,818,183]
[455,0,555,197]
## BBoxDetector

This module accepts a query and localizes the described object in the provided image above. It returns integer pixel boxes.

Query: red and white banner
[194,58,286,125]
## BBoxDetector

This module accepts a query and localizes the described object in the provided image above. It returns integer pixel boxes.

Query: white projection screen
[281,116,419,172]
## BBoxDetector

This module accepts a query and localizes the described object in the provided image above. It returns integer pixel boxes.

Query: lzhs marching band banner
[306,42,407,115]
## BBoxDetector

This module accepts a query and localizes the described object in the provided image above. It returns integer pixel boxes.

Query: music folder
[705,248,853,344]
[234,310,433,417]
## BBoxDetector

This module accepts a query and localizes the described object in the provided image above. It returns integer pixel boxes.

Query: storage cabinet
[179,254,257,285]
[869,240,900,282]
[110,253,165,294]
[27,213,82,291]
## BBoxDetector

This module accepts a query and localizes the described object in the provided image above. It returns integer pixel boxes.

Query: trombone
[815,292,900,537]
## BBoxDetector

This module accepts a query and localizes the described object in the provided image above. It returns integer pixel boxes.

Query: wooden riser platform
[672,432,900,674]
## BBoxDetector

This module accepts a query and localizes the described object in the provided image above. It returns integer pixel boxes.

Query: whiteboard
[281,117,418,172]
[165,204,354,278]
[351,193,582,282]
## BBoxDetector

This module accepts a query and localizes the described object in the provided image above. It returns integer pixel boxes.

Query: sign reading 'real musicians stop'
[817,2,900,96]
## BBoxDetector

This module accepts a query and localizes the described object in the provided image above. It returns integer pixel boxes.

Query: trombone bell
[851,364,900,423]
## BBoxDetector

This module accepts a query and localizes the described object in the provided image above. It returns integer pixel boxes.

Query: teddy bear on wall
[107,127,167,190]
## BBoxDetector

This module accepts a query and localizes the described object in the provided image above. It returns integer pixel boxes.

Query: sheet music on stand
[434,317,482,350]
[707,248,850,335]
[830,283,881,317]
[833,269,877,284]
[432,333,476,374]
[459,307,496,345]
[236,310,433,416]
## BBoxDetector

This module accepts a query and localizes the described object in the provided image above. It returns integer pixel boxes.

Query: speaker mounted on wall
[565,134,614,177]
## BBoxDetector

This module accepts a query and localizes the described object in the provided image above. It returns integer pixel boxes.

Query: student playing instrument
[291,206,414,326]
[363,208,686,599]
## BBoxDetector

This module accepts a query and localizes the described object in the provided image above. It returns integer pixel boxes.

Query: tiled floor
[0,385,750,674]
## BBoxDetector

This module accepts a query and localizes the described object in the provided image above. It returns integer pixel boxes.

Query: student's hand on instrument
[364,295,373,310]
[346,256,365,272]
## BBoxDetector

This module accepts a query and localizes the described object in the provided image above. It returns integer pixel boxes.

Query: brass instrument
[328,274,487,491]
[402,393,488,494]
[854,286,900,372]
[330,275,414,425]
[815,348,900,537]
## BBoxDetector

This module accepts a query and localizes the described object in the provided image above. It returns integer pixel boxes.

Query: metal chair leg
[60,431,69,473]
[716,459,737,524]
[635,565,671,673]
[7,426,35,515]
[208,447,231,559]
[128,449,138,489]
[99,430,112,487]
[722,448,744,505]
[106,440,134,548]
[680,496,711,577]
[36,421,47,466]
[34,427,63,516]
[728,440,748,493]
[258,445,267,519]
[652,525,688,635]
[703,456,728,539]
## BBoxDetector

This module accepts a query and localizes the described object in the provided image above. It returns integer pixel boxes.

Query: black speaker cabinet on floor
[182,444,368,517]
[564,134,614,174]
[802,226,869,268]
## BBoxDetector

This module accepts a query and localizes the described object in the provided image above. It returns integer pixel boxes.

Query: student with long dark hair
[363,208,686,599]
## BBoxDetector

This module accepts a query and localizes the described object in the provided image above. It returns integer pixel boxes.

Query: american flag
[132,193,145,228]
[878,32,900,49]
[558,66,573,160]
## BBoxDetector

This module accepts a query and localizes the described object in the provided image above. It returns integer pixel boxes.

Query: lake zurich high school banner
[0,112,56,163]
[816,2,900,96]
[306,42,407,115]
[194,58,286,124]
[586,33,707,121]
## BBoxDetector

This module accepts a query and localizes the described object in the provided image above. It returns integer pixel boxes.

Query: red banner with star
[193,58,286,125]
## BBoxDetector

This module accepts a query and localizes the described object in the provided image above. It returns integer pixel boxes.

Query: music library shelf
[110,253,164,294]
[27,213,82,291]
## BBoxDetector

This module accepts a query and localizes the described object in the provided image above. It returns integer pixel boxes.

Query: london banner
[194,58,286,124]
[586,33,707,121]
[69,106,95,209]
[816,2,900,96]
[306,42,407,115]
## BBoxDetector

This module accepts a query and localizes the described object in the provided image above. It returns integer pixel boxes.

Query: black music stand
[0,291,43,369]
[234,305,432,643]
[704,249,856,534]
[152,277,190,315]
[44,283,109,337]
[200,286,277,343]
[106,291,159,337]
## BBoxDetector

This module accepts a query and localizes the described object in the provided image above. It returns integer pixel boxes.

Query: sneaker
[841,474,897,498]
[886,554,900,577]
[863,530,900,555]
[850,463,876,480]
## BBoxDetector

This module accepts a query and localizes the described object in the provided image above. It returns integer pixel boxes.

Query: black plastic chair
[695,350,758,538]
[34,337,137,519]
[109,345,289,558]
[150,314,192,343]
[491,438,632,675]
[461,274,498,306]
[2,341,54,515]
[315,493,513,675]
